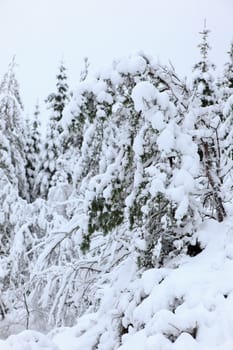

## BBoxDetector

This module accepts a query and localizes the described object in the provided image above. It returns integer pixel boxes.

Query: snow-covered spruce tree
[25,103,42,202]
[85,54,198,265]
[68,54,197,296]
[83,68,140,250]
[221,40,233,98]
[34,119,59,199]
[216,41,233,198]
[80,57,90,82]
[71,85,110,192]
[191,27,226,222]
[60,83,97,183]
[80,55,169,248]
[83,55,151,250]
[0,60,31,324]
[67,81,116,254]
[35,62,70,199]
[59,58,91,176]
[0,178,29,327]
[127,81,200,267]
[45,61,70,129]
[0,58,28,200]
[64,53,191,228]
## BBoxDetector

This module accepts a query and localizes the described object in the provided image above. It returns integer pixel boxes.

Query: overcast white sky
[0,0,232,116]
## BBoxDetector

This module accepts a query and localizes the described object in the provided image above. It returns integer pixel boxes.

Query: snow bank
[2,219,233,349]
[42,219,233,349]
[0,331,59,350]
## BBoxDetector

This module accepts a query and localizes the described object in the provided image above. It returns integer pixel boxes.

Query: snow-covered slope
[50,218,233,350]
[2,218,233,350]
[0,330,59,350]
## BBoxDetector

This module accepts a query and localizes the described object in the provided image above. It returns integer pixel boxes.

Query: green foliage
[88,189,125,236]
[46,61,70,123]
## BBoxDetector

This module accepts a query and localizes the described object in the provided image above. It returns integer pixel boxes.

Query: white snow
[0,219,230,350]
[116,55,147,75]
[0,331,59,350]
[149,110,165,131]
[157,123,175,153]
[131,81,157,112]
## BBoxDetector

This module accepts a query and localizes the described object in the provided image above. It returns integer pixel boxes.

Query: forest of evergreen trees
[0,27,233,344]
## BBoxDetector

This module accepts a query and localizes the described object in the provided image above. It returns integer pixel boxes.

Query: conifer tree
[0,60,30,320]
[58,58,90,171]
[81,57,147,250]
[191,26,226,222]
[218,41,233,192]
[35,120,59,198]
[25,103,42,202]
[0,58,28,199]
[35,62,70,198]
[80,57,90,82]
[223,41,233,92]
[192,27,216,107]
[81,54,198,258]
[128,81,200,267]
[46,61,70,127]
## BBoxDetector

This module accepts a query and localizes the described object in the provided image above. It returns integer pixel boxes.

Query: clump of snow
[223,94,233,116]
[149,110,165,131]
[157,91,170,110]
[116,55,147,75]
[0,331,59,350]
[157,123,175,153]
[133,134,144,156]
[132,81,157,112]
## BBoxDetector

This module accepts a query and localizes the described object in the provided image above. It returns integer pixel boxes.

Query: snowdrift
[2,219,233,349]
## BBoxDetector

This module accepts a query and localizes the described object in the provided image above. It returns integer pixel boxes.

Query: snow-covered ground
[1,218,233,349]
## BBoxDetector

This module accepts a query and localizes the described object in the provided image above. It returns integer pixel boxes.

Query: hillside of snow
[1,218,233,350]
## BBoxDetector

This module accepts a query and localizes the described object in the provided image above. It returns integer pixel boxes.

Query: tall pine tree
[25,103,42,202]
[35,62,70,198]
[0,58,28,199]
[191,26,226,222]
[218,41,233,194]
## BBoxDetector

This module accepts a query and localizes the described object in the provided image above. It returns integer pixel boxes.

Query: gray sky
[0,0,232,116]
